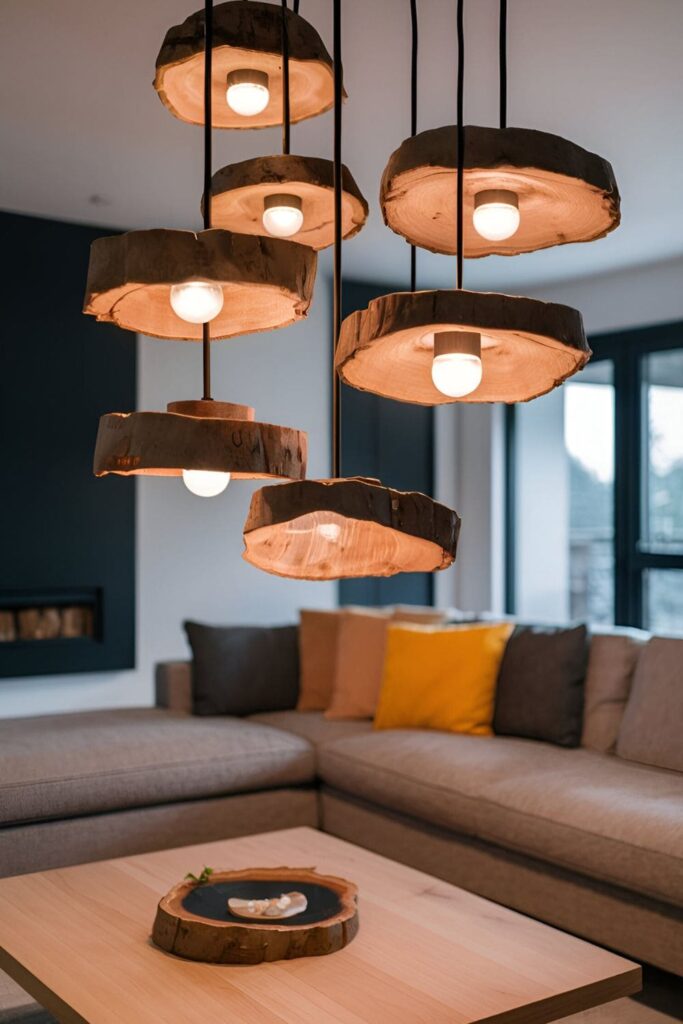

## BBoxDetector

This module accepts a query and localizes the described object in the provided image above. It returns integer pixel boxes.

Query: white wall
[0,270,335,719]
[434,255,683,614]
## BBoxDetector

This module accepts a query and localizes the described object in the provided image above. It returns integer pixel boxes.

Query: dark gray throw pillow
[184,621,299,716]
[493,624,589,746]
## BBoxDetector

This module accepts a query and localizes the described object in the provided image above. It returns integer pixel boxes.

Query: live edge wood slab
[381,125,620,257]
[209,155,368,250]
[83,228,316,341]
[0,828,641,1024]
[337,289,591,405]
[155,1,337,128]
[152,867,359,964]
[242,477,461,579]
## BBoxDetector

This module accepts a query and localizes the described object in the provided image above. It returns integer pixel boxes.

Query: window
[507,321,683,633]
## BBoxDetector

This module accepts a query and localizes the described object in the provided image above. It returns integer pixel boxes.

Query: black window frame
[505,318,683,628]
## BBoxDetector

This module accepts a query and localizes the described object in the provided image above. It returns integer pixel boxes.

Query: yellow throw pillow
[374,623,513,735]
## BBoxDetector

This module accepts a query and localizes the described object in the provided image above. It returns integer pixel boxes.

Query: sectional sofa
[1,626,681,982]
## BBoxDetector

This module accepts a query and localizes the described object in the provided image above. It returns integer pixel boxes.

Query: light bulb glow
[169,281,224,324]
[317,522,341,543]
[431,353,483,398]
[182,469,231,497]
[473,189,520,241]
[262,194,304,238]
[226,70,270,116]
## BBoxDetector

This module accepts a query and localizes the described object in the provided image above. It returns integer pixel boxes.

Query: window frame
[505,318,683,628]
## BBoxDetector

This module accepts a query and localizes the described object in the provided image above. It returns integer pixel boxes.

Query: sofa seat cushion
[0,709,315,827]
[249,710,373,747]
[318,731,683,906]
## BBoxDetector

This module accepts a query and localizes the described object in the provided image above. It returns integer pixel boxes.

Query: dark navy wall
[0,212,136,678]
[340,280,434,607]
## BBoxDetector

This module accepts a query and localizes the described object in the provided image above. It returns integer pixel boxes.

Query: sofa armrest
[155,661,192,713]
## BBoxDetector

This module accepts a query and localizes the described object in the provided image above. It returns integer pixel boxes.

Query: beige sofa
[1,628,681,980]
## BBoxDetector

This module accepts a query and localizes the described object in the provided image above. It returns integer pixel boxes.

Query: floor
[0,966,680,1023]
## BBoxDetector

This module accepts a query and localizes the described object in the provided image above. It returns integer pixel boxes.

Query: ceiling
[2,0,681,292]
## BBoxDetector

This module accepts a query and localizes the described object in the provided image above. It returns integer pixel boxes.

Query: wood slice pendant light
[90,0,307,496]
[381,125,620,258]
[209,155,368,250]
[206,5,368,252]
[83,228,316,341]
[336,0,592,407]
[154,0,338,129]
[243,0,461,580]
[380,0,620,259]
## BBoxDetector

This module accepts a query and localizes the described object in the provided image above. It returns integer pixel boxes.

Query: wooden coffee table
[0,827,640,1024]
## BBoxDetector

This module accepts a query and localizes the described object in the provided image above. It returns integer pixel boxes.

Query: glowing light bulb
[169,281,224,324]
[431,331,483,398]
[317,522,341,543]
[262,194,304,238]
[473,189,520,241]
[226,70,269,116]
[182,469,231,497]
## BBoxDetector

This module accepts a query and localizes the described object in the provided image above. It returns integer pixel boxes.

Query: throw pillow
[184,621,299,717]
[297,609,343,711]
[325,608,392,720]
[493,624,589,747]
[374,622,513,735]
[581,628,649,753]
[616,637,683,772]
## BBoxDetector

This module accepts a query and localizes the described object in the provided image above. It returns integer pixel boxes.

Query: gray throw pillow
[493,624,589,746]
[184,621,299,716]
[616,637,683,772]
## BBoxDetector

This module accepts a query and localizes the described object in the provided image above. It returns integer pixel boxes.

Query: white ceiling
[2,0,682,292]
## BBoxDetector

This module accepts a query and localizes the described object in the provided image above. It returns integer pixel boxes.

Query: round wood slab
[83,228,316,341]
[381,125,620,257]
[336,289,590,406]
[93,410,307,479]
[209,155,368,250]
[155,1,337,128]
[242,477,461,579]
[152,867,358,964]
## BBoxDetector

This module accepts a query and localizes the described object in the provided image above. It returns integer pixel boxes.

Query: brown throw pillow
[296,609,343,711]
[616,637,683,772]
[493,624,589,747]
[326,609,392,720]
[581,628,648,753]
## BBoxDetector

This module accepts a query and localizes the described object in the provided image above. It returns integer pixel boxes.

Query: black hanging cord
[202,0,213,400]
[456,0,464,290]
[332,0,342,478]
[294,0,300,12]
[409,0,418,292]
[499,0,507,129]
[281,0,291,154]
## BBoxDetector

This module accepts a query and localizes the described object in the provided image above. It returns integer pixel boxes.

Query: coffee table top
[0,827,640,1024]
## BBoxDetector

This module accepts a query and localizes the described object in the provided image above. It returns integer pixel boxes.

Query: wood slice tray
[152,867,359,964]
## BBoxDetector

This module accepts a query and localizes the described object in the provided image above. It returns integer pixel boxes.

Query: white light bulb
[317,522,341,543]
[226,70,270,117]
[182,469,231,497]
[169,281,224,324]
[431,353,483,398]
[473,189,520,241]
[262,194,304,238]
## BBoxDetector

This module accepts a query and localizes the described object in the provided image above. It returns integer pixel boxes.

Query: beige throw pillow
[616,636,683,772]
[581,628,648,753]
[325,609,392,720]
[297,609,343,711]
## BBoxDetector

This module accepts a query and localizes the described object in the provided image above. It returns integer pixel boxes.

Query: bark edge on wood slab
[381,125,620,257]
[94,412,307,480]
[152,867,359,964]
